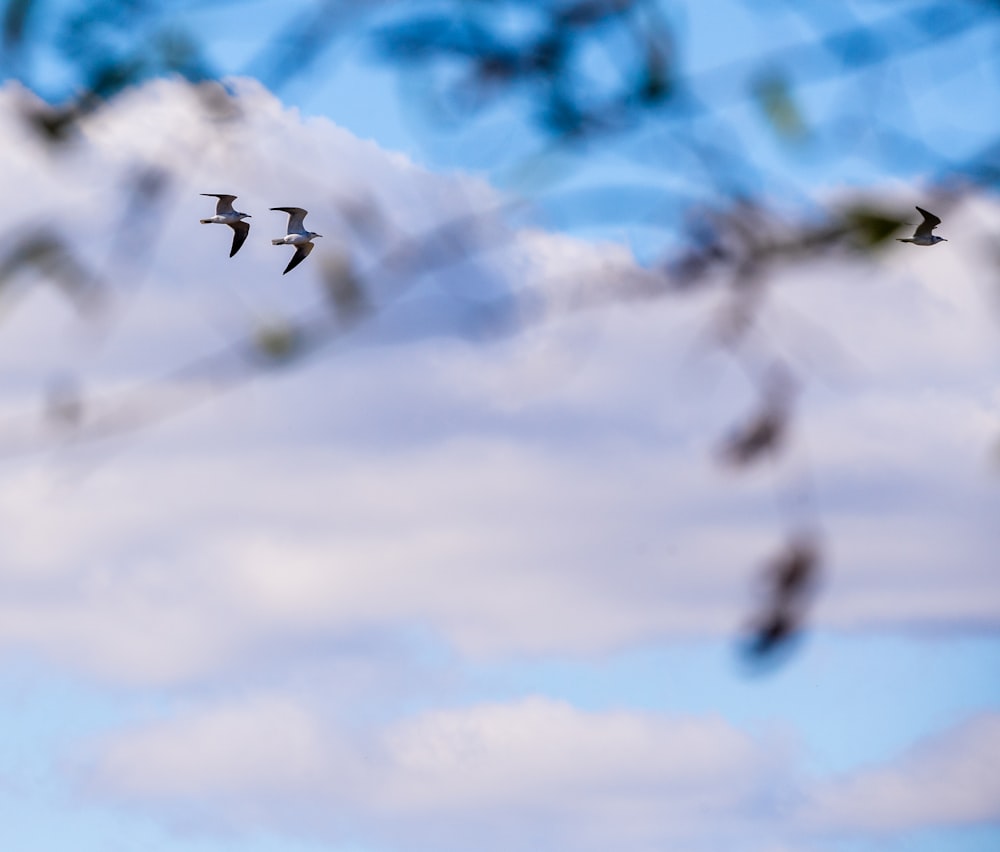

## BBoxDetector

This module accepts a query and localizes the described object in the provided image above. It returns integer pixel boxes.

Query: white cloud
[804,713,1000,833]
[78,697,1000,849]
[0,74,996,693]
[87,696,332,799]
[0,432,760,682]
[80,693,789,851]
[0,73,996,852]
[377,697,771,814]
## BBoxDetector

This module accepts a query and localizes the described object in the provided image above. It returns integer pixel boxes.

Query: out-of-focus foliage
[372,0,676,136]
[752,72,808,145]
[0,230,103,312]
[742,532,822,663]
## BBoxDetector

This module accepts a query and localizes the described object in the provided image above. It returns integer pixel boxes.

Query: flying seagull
[199,193,251,257]
[896,206,947,246]
[270,207,322,274]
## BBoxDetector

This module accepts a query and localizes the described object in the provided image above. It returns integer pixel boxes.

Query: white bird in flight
[896,206,947,246]
[270,207,322,274]
[199,193,251,257]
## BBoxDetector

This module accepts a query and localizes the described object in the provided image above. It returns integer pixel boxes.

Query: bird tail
[271,238,284,246]
[895,238,912,243]
[199,218,211,224]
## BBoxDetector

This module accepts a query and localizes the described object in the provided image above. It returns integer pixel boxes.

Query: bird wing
[283,241,314,275]
[913,206,941,238]
[202,193,238,215]
[227,221,250,257]
[271,207,308,233]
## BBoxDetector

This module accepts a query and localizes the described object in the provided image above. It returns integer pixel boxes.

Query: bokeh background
[0,2,998,850]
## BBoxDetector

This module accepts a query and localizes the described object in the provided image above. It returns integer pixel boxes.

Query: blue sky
[0,2,998,851]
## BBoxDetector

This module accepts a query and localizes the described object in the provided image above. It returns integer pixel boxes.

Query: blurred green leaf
[843,206,908,248]
[156,28,210,82]
[321,254,369,325]
[253,321,301,364]
[753,71,808,143]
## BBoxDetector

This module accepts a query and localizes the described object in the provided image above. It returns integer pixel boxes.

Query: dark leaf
[743,533,822,662]
[321,254,369,324]
[843,206,909,248]
[2,0,34,53]
[636,39,673,104]
[719,406,786,466]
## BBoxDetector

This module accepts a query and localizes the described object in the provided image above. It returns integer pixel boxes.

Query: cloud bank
[0,76,996,851]
[0,74,995,678]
